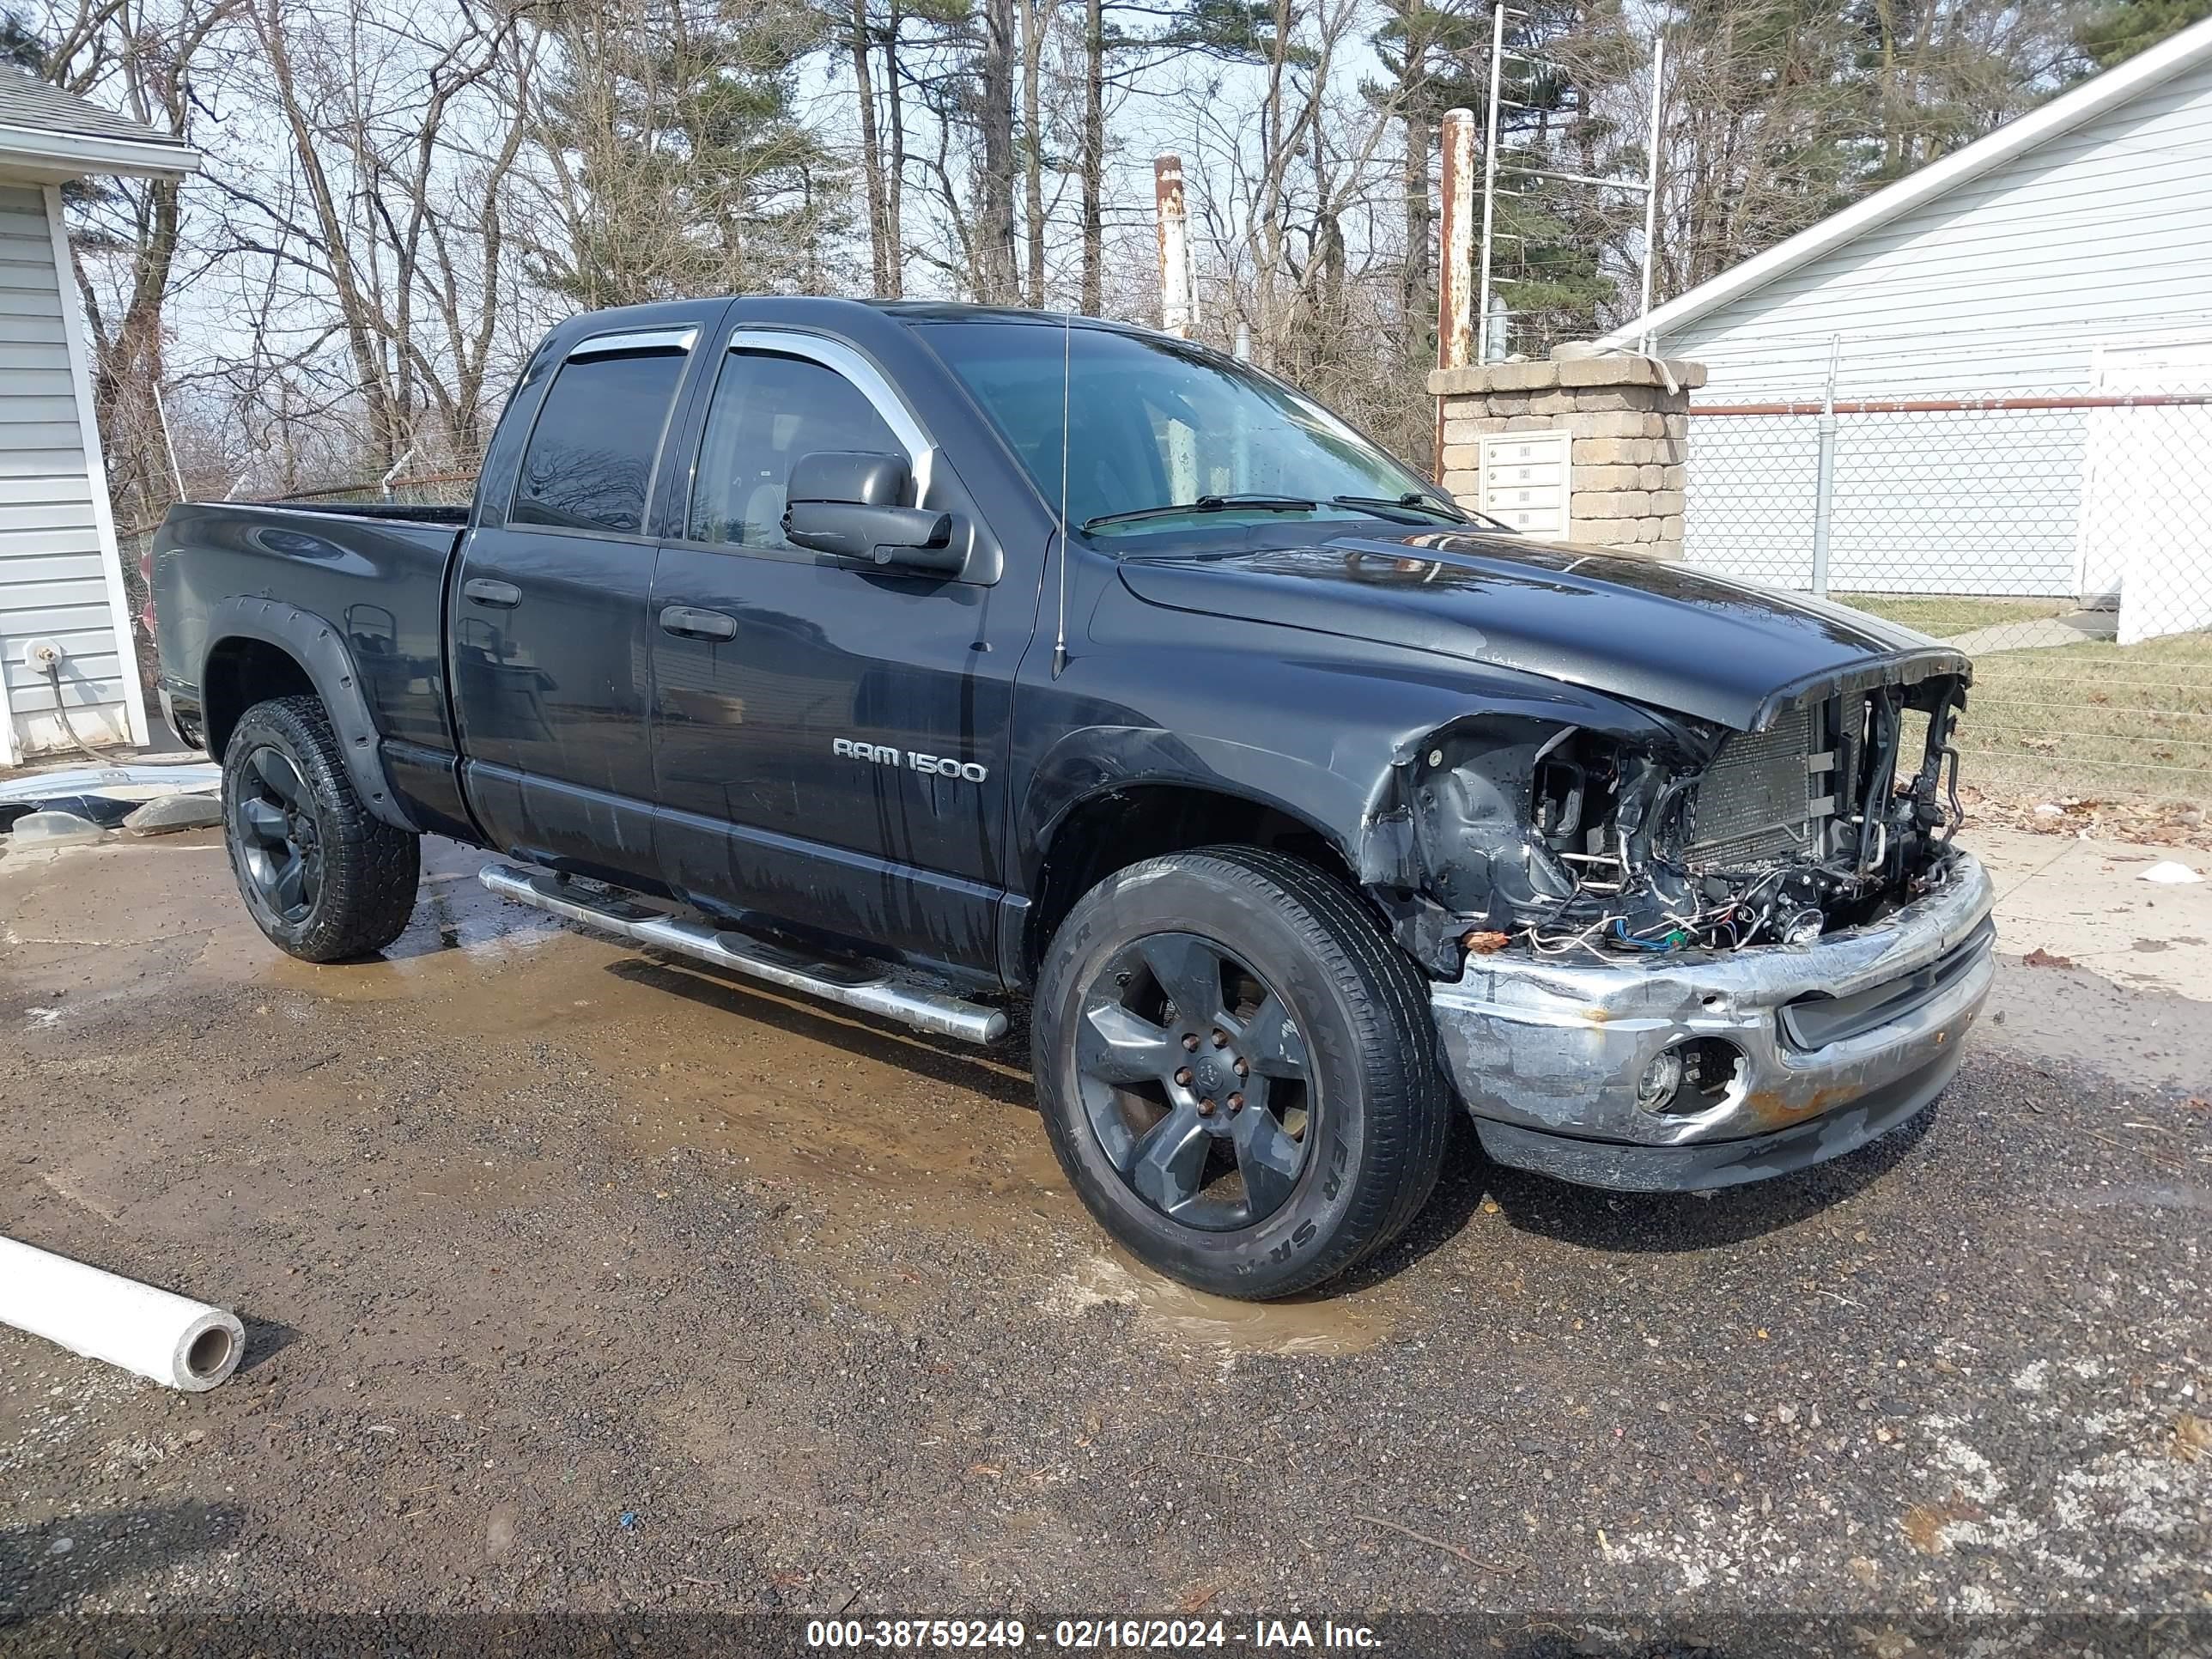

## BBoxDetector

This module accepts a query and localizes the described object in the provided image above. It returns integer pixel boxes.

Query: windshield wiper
[1082,493,1318,531]
[1328,492,1469,525]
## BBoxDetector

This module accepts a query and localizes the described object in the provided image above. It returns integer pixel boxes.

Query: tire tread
[1192,846,1452,1282]
[1034,844,1452,1297]
[224,695,419,962]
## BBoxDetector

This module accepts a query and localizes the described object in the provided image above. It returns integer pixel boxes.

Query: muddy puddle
[5,829,1407,1362]
[1,831,562,1010]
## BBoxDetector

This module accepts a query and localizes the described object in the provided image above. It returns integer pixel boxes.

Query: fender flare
[202,595,421,834]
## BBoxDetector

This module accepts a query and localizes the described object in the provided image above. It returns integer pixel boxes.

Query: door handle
[659,605,738,641]
[464,578,520,608]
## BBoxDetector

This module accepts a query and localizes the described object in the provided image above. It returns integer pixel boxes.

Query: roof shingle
[0,60,193,151]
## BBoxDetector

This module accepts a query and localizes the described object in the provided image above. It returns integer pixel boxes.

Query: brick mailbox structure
[1428,355,1706,560]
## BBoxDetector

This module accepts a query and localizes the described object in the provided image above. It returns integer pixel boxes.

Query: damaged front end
[1371,673,1971,977]
[1367,670,1996,1191]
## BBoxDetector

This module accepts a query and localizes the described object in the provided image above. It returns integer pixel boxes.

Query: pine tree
[2,9,44,71]
[532,0,848,306]
[2075,0,2212,69]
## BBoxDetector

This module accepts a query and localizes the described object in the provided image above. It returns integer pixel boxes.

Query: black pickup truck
[151,297,1996,1297]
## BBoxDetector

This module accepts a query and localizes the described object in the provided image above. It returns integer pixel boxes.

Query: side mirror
[783,450,959,574]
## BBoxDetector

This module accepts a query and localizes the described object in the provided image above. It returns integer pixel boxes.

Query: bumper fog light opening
[1636,1048,1684,1114]
[1638,1036,1748,1118]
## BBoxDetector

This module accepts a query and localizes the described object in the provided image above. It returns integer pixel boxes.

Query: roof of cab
[539,295,1165,344]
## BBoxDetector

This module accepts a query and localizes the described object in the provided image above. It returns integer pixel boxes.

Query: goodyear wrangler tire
[222,695,420,963]
[1033,846,1451,1298]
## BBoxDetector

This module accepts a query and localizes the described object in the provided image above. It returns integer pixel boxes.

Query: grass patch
[1955,629,2212,804]
[1839,592,2071,639]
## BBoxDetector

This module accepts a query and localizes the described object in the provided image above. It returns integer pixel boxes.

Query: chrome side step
[477,862,1009,1045]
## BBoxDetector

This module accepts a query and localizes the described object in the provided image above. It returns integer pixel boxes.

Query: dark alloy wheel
[231,744,325,924]
[1033,845,1452,1299]
[1074,933,1313,1231]
[221,695,420,963]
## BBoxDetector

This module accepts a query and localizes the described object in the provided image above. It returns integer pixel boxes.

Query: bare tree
[848,0,894,292]
[1017,0,1057,306]
[27,0,2138,520]
[40,0,232,526]
[1079,0,1103,312]
[976,0,1019,300]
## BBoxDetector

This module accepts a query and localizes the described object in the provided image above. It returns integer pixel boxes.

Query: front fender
[1012,625,1718,968]
[1020,721,1372,878]
[202,596,420,834]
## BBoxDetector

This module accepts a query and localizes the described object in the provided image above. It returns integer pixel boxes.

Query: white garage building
[1,63,199,766]
[1605,15,2212,644]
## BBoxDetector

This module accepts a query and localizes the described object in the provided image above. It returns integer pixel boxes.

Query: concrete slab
[1957,824,2212,1091]
[1963,824,2212,1000]
[1943,608,2115,656]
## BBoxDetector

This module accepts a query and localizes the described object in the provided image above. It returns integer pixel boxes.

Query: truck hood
[1115,531,1971,732]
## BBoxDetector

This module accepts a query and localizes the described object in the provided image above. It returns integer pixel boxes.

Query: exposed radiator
[1686,703,1842,866]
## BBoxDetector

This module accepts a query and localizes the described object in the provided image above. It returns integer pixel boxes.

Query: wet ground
[2,830,2209,1645]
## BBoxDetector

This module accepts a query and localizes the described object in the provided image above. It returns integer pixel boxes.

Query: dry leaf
[2173,1414,2211,1462]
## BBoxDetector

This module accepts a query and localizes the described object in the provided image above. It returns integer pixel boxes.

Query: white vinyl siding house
[1604,18,2212,635]
[0,64,198,767]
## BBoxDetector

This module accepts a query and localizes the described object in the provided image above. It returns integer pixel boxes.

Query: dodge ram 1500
[152,297,1994,1297]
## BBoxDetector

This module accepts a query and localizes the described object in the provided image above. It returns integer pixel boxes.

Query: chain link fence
[1683,331,2212,815]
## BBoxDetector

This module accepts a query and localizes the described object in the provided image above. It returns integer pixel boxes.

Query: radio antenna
[1052,308,1073,678]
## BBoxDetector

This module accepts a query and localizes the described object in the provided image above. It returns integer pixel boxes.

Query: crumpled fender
[1013,637,1712,976]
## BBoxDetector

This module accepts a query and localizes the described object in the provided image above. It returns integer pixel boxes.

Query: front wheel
[1032,847,1451,1299]
[222,695,420,963]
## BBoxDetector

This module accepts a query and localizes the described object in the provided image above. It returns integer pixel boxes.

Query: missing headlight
[1376,690,1967,974]
[1635,1037,1747,1116]
[1508,690,1968,960]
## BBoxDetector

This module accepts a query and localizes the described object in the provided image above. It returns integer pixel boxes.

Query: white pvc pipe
[0,1237,245,1392]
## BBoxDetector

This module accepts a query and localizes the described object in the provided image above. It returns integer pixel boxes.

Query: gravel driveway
[3,830,2208,1655]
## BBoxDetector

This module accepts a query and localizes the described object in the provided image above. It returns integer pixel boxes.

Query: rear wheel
[1032,846,1450,1298]
[222,696,419,962]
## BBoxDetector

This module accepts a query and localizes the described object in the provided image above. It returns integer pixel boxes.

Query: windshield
[918,321,1456,537]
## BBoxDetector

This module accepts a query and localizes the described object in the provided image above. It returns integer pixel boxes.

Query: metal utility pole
[1474,3,1505,365]
[1810,332,1841,600]
[1153,155,1194,339]
[1637,31,1667,352]
[151,381,186,501]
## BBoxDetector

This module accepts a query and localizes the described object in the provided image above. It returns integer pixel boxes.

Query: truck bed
[151,498,469,778]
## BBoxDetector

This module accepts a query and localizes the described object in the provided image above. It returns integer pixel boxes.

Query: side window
[511,349,688,534]
[688,351,903,549]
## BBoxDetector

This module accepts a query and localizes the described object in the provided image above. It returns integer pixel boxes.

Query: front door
[450,327,695,884]
[648,337,1024,980]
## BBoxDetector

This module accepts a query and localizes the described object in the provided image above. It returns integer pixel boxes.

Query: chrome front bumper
[1430,852,1996,1191]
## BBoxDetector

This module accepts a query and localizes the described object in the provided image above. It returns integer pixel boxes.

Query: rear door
[647,331,1025,981]
[450,325,696,884]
